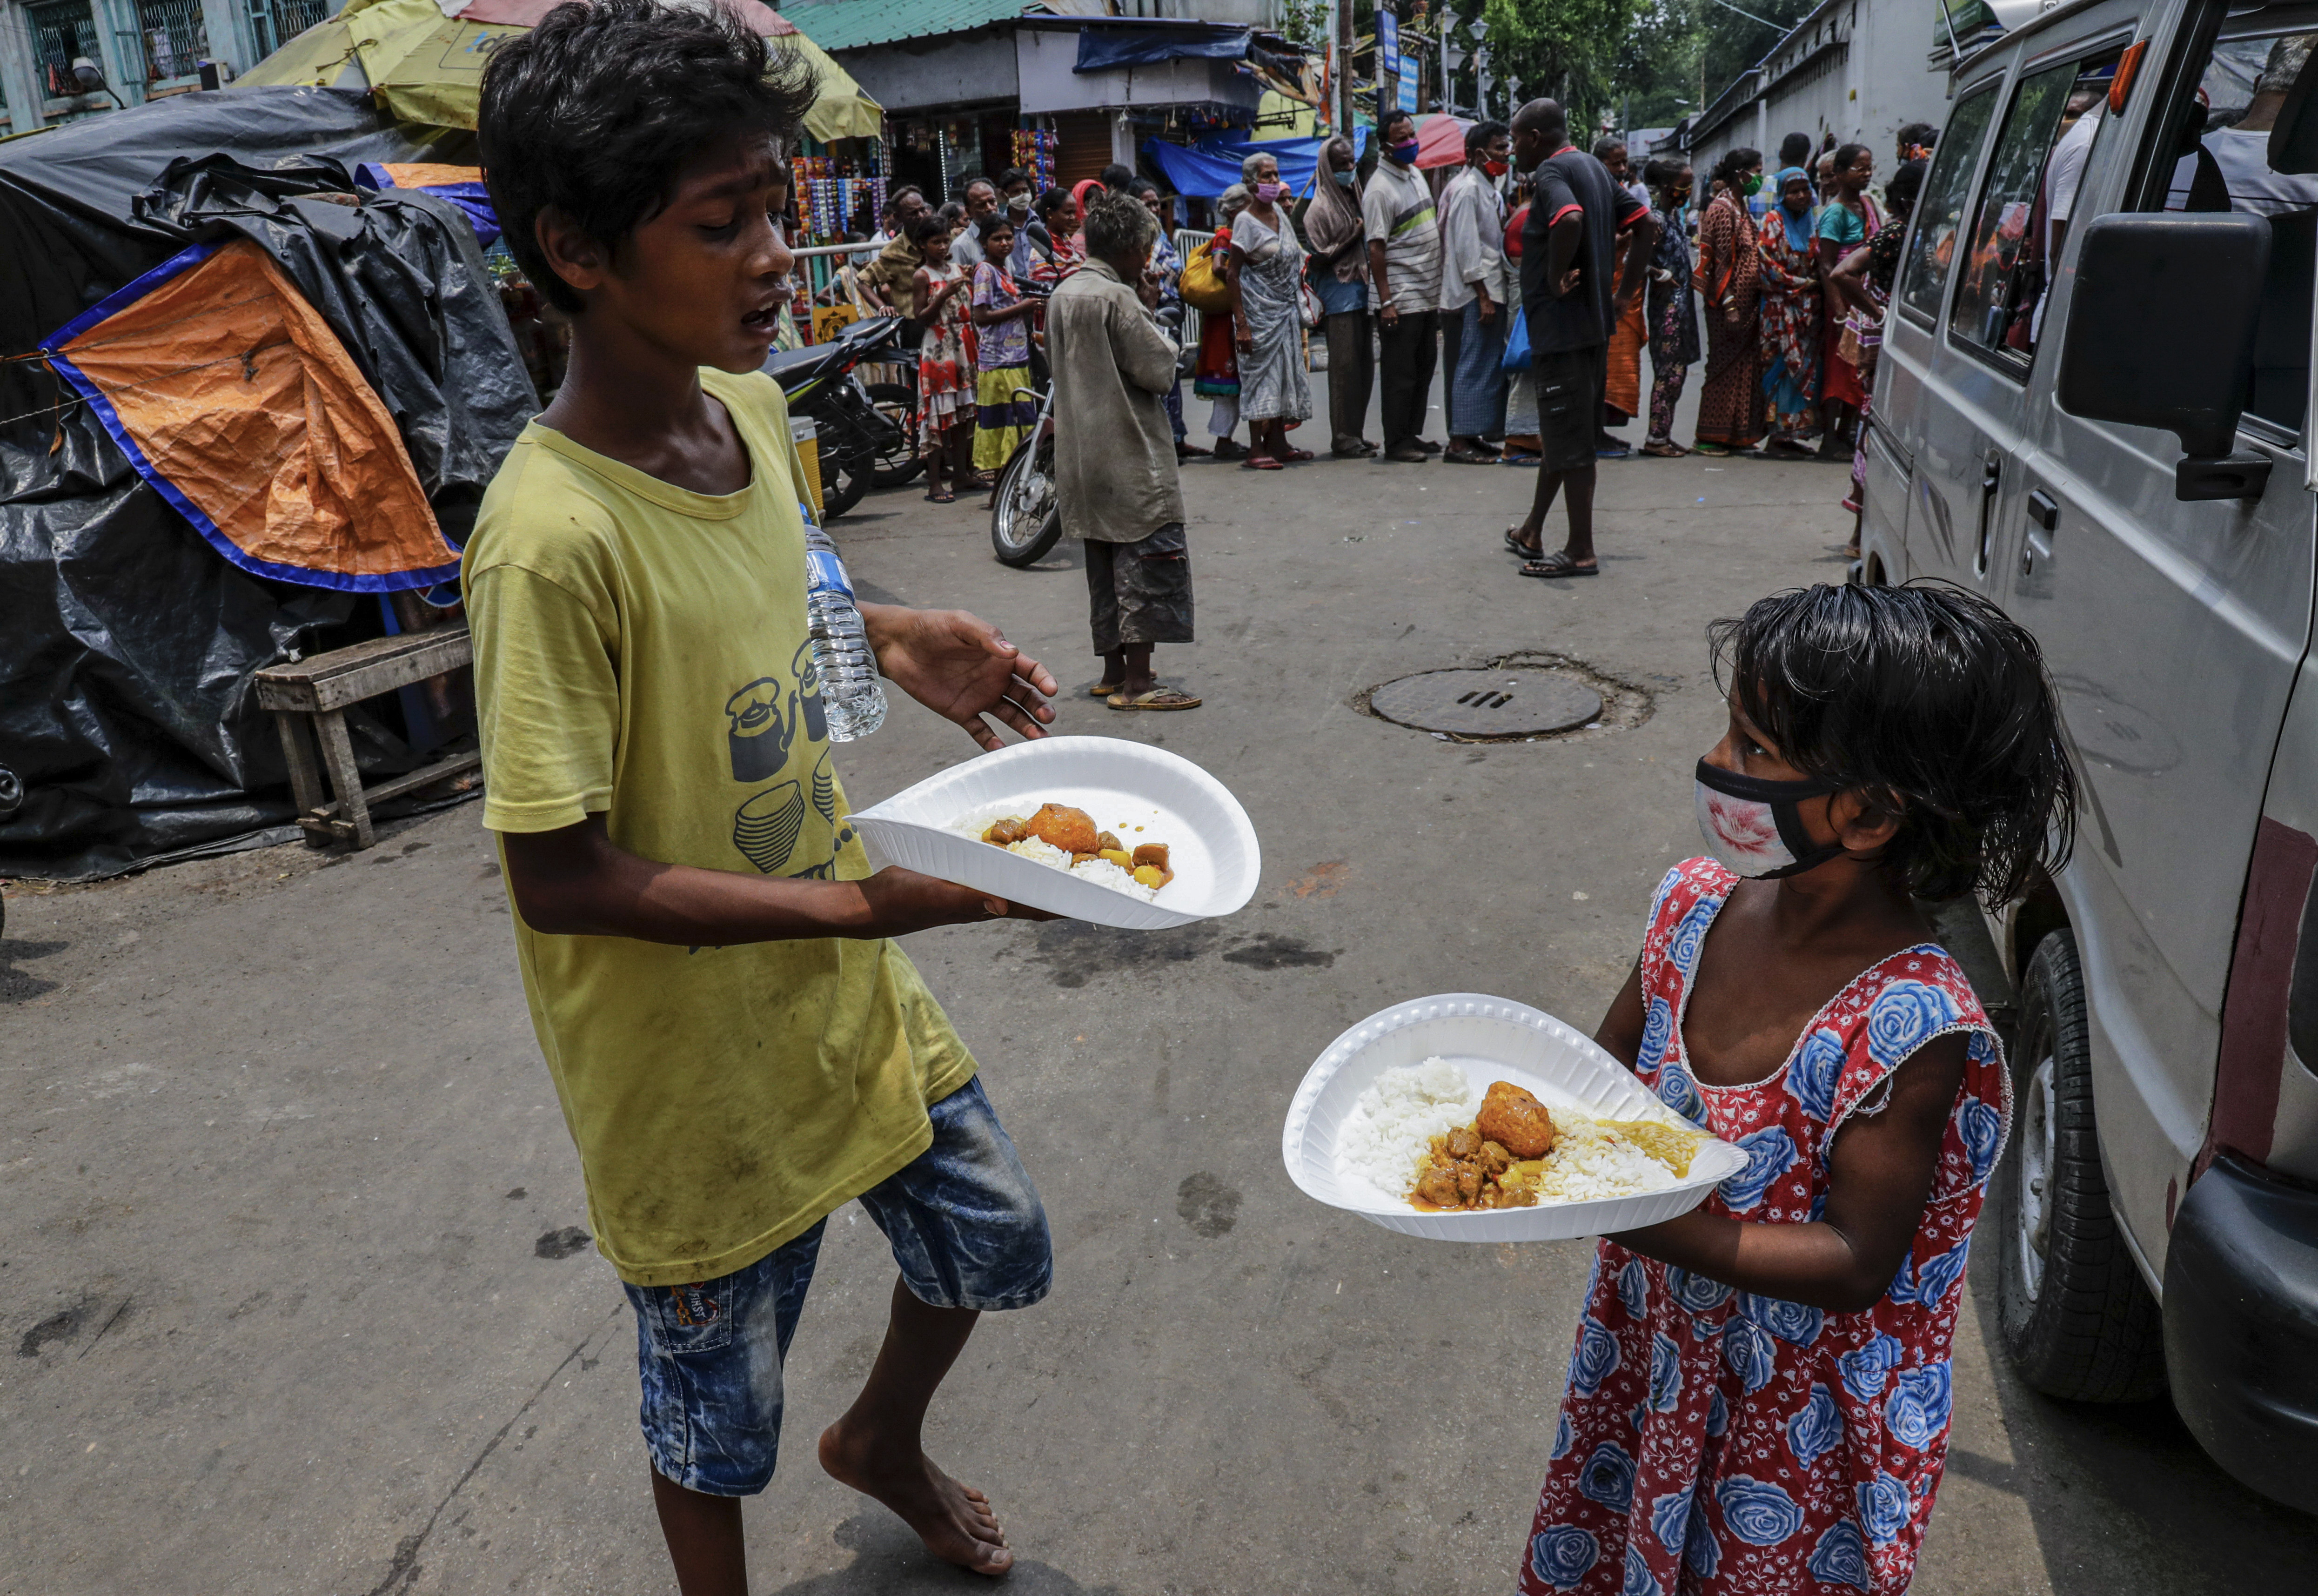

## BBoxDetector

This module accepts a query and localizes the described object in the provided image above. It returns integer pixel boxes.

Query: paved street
[4,388,2314,1595]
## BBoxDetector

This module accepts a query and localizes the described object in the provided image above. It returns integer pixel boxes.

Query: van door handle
[2027,490,2059,531]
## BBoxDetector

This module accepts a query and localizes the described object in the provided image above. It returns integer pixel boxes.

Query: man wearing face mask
[1363,109,1445,462]
[998,168,1040,280]
[1438,121,1514,463]
[1302,134,1374,457]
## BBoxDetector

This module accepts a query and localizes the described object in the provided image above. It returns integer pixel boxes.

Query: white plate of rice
[847,736,1259,930]
[1282,993,1749,1242]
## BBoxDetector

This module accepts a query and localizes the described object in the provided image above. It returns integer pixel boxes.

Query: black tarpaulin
[0,87,535,879]
[1073,23,1254,73]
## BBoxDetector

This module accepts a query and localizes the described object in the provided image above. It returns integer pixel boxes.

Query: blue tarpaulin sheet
[1075,22,1253,72]
[1140,127,1369,200]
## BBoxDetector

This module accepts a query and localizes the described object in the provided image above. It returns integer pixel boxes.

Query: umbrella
[1414,112,1475,169]
[238,0,883,143]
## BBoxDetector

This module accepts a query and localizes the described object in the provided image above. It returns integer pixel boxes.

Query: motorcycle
[763,315,910,519]
[990,298,1189,569]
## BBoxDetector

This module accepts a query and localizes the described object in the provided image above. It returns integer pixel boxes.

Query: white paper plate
[1282,993,1749,1242]
[848,735,1259,930]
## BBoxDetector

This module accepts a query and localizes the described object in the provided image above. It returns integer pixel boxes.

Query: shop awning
[238,0,884,144]
[1074,22,1254,73]
[1140,126,1369,200]
[778,0,1035,54]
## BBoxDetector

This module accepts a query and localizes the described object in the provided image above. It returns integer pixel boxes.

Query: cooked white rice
[1337,1057,1684,1206]
[946,810,1159,901]
[1336,1059,1478,1199]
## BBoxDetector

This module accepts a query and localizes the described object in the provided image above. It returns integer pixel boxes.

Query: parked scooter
[763,315,910,519]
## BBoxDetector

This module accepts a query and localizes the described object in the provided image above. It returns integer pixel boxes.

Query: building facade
[1682,0,1952,179]
[0,0,333,135]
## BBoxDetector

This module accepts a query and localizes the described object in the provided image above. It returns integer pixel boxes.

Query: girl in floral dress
[910,215,975,503]
[1520,583,2078,1596]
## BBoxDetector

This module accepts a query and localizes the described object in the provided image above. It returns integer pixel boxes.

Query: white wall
[1687,0,1950,178]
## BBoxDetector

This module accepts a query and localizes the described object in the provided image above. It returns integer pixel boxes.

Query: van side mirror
[2056,213,2274,501]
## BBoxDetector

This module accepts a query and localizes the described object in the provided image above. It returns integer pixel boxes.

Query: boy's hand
[858,867,1058,933]
[860,604,1057,751]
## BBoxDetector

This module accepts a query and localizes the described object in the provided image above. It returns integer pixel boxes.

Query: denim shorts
[621,1077,1051,1496]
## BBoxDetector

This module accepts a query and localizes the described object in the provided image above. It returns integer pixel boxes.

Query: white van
[1860,0,2318,1511]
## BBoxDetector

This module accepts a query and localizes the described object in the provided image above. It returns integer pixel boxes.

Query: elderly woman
[1224,151,1313,469]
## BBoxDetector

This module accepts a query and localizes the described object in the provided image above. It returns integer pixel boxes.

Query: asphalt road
[4,384,2313,1595]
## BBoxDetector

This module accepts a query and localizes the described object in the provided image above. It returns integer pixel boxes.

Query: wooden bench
[255,625,479,850]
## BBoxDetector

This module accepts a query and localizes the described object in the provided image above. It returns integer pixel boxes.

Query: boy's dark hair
[1592,135,1625,162]
[1082,192,1156,262]
[1034,186,1075,220]
[1098,161,1137,192]
[1465,119,1508,157]
[998,166,1032,191]
[1709,583,2078,906]
[477,0,817,315]
[1641,155,1689,189]
[1778,130,1815,167]
[909,214,951,247]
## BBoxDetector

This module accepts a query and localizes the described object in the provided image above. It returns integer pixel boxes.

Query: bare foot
[818,1421,1013,1576]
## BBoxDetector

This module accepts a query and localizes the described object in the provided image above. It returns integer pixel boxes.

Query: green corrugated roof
[781,0,1032,54]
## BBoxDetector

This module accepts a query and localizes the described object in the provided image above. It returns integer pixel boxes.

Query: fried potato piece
[1477,1081,1558,1159]
[1132,865,1166,889]
[1132,843,1170,872]
[982,816,1028,845]
[1097,832,1124,854]
[1025,803,1099,855]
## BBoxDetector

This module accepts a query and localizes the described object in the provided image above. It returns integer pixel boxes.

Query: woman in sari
[1692,146,1766,456]
[1757,165,1824,458]
[1814,142,1881,460]
[1225,152,1313,470]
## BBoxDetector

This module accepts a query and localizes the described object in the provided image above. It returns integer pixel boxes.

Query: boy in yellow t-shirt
[471,5,1059,1586]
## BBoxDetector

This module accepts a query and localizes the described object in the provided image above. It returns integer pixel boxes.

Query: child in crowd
[911,213,974,503]
[967,212,1039,502]
[470,4,1061,1588]
[1521,582,2074,1596]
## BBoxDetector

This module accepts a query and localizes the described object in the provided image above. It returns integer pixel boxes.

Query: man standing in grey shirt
[1364,108,1444,462]
[1047,195,1200,711]
[950,178,1001,269]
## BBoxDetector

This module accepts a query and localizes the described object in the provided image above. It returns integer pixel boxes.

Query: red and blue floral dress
[1519,858,2008,1596]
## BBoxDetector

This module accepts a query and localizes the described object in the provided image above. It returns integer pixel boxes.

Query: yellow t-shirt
[462,368,975,1288]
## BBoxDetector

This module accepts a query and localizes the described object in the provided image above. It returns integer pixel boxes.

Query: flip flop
[1640,440,1687,458]
[1242,455,1285,470]
[1107,686,1202,711]
[1504,528,1544,558]
[1519,550,1599,579]
[1279,447,1314,462]
[1089,682,1125,698]
[925,488,957,503]
[1499,452,1541,468]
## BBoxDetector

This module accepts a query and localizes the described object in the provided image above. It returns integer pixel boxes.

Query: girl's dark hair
[1834,141,1870,175]
[1711,146,1760,189]
[478,0,817,315]
[1709,583,2077,905]
[1642,156,1690,190]
[1886,157,1927,215]
[908,213,951,247]
[975,211,1015,242]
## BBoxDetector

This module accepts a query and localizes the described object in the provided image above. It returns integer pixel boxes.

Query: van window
[2150,25,2318,434]
[1899,87,1999,322]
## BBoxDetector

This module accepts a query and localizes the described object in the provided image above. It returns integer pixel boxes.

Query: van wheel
[1996,930,2169,1402]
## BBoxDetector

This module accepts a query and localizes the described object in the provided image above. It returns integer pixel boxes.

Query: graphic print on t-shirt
[726,638,846,876]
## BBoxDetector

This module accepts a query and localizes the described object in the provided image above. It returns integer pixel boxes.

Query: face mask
[1333,168,1355,187]
[1482,159,1509,177]
[1007,193,1030,214]
[1389,140,1421,166]
[1741,173,1763,196]
[1255,181,1287,202]
[1693,759,1845,879]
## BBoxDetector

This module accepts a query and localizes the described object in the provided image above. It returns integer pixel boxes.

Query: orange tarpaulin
[43,238,460,592]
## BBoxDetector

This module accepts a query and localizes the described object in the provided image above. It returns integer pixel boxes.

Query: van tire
[1996,929,2169,1402]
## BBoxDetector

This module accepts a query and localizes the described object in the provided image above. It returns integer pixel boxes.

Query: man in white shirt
[1364,109,1445,461]
[1438,120,1514,462]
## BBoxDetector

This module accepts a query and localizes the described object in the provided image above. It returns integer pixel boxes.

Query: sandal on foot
[1442,445,1496,464]
[1519,550,1599,579]
[1177,442,1213,458]
[1107,686,1202,711]
[1640,440,1687,458]
[1089,681,1125,698]
[1241,455,1285,470]
[1212,439,1250,461]
[1279,447,1314,462]
[925,488,957,503]
[1504,528,1544,558]
[1499,451,1541,468]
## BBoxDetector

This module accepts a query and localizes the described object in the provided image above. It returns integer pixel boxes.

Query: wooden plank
[311,709,374,849]
[255,626,472,712]
[359,748,481,808]
[272,711,328,827]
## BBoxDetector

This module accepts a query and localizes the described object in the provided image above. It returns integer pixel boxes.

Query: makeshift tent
[358,162,499,246]
[238,0,885,143]
[1140,127,1369,200]
[0,88,534,878]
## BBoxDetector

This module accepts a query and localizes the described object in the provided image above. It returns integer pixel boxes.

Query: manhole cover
[1367,668,1602,738]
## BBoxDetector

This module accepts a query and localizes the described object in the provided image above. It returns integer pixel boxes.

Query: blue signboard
[1399,68,1418,113]
[1378,10,1399,80]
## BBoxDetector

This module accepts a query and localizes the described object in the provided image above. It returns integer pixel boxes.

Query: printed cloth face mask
[1693,759,1846,879]
[1390,140,1421,166]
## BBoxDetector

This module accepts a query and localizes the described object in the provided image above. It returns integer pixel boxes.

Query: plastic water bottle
[803,516,887,741]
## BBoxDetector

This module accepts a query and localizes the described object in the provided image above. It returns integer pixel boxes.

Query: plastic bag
[1179,240,1232,313]
[1501,303,1532,374]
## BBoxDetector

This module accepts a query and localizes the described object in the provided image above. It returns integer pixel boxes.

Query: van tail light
[2111,39,2149,114]
[2198,818,2318,1178]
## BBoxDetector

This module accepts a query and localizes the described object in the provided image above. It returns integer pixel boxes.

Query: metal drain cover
[1368,668,1602,738]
